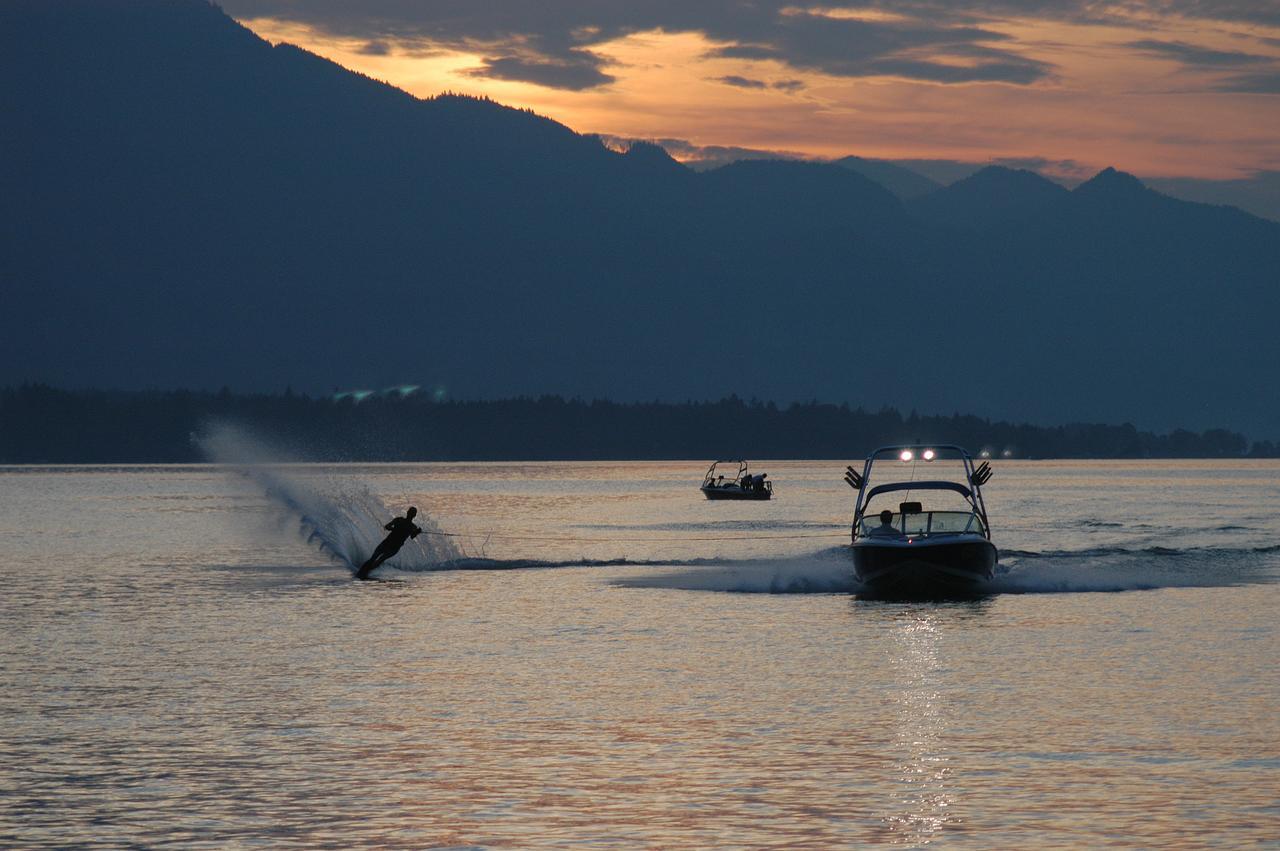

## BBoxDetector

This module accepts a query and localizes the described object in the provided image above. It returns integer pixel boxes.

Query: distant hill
[907,165,1068,230]
[1144,171,1280,224]
[833,156,942,200]
[2,0,1278,438]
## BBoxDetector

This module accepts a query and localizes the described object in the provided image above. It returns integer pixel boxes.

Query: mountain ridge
[2,0,1278,437]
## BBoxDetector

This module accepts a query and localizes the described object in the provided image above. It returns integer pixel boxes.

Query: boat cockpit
[856,507,988,539]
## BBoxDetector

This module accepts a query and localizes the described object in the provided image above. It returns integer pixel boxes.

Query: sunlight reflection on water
[887,613,953,845]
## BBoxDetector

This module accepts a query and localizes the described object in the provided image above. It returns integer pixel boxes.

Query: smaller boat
[700,459,773,500]
[847,445,997,597]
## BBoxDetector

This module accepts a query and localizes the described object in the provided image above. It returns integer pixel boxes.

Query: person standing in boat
[357,506,422,579]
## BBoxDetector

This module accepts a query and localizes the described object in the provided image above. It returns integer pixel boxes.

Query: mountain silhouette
[833,156,942,200]
[908,165,1068,230]
[3,0,1278,437]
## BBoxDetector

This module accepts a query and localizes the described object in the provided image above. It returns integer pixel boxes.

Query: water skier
[356,506,422,579]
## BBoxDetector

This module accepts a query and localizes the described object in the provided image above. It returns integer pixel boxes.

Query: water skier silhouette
[356,506,421,579]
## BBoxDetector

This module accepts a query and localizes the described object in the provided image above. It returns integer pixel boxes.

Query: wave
[611,547,858,594]
[574,520,844,533]
[612,543,1280,595]
[993,543,1279,594]
[397,556,723,573]
[199,423,460,573]
[1001,544,1280,560]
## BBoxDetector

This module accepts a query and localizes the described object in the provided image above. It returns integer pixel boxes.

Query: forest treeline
[1,385,1275,463]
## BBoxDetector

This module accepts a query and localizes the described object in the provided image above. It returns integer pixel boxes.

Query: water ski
[355,555,387,580]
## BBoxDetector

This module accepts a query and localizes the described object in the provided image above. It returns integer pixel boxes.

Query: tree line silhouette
[1,384,1273,463]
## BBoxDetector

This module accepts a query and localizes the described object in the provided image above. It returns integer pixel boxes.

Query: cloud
[1212,71,1280,93]
[715,74,769,89]
[835,1,1280,28]
[357,40,391,56]
[710,11,1052,84]
[1126,39,1272,67]
[462,52,616,90]
[862,56,1049,84]
[222,1,1058,90]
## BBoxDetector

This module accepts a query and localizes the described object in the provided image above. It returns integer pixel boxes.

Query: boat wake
[199,424,460,573]
[407,556,723,572]
[612,544,1279,595]
[611,547,858,594]
[992,544,1280,594]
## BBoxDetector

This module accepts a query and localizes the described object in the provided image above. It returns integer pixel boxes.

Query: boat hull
[853,537,997,598]
[702,486,772,500]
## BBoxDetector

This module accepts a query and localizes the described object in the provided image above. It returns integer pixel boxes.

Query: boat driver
[869,509,904,537]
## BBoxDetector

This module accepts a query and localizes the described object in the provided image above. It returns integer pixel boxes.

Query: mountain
[1143,170,1280,224]
[700,160,903,232]
[833,156,942,200]
[3,0,1279,437]
[907,165,1068,230]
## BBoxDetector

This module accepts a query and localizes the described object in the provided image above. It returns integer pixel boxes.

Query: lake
[2,450,1278,847]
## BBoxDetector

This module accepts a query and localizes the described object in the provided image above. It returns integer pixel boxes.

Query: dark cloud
[711,12,1052,84]
[1212,71,1280,93]
[711,74,805,91]
[357,40,391,56]
[220,1,1280,90]
[865,57,1048,84]
[462,53,615,90]
[1126,39,1271,67]
[840,1,1280,28]
[716,75,768,89]
[221,1,1058,89]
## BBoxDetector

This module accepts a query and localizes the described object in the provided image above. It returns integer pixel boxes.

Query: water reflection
[871,604,978,845]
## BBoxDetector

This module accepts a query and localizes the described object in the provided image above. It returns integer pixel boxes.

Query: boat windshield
[857,510,985,538]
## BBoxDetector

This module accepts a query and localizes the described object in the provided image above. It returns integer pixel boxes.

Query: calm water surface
[2,456,1278,848]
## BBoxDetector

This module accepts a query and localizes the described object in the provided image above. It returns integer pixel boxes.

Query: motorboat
[846,445,997,597]
[701,459,773,500]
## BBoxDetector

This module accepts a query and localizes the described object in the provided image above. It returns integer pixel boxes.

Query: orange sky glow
[234,7,1280,181]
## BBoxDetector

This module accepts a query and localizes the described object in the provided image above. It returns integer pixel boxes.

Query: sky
[222,1,1280,187]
